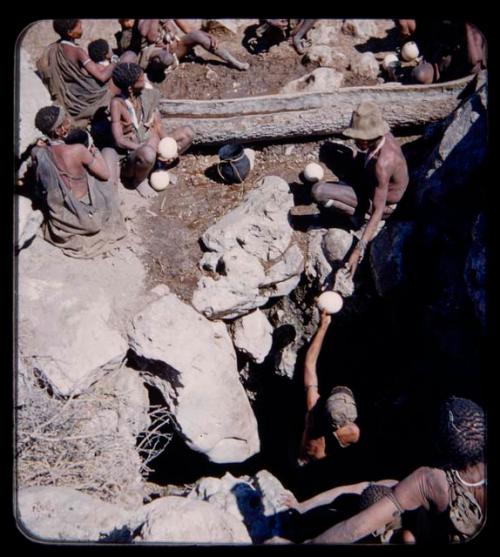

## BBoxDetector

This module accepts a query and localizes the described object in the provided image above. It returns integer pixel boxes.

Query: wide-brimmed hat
[325,386,358,429]
[343,101,390,140]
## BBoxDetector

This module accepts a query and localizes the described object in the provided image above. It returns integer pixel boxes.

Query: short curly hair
[112,62,143,91]
[53,19,79,38]
[34,106,63,136]
[437,397,485,469]
[88,39,110,63]
[359,484,392,512]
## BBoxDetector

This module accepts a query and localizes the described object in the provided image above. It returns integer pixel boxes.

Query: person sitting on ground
[311,101,409,279]
[136,19,249,74]
[115,19,143,59]
[298,309,360,467]
[30,105,126,258]
[310,396,486,544]
[107,62,194,198]
[36,20,119,126]
[395,20,487,84]
[88,39,118,67]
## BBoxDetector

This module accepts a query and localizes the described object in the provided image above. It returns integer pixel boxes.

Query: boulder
[17,48,51,158]
[201,175,294,262]
[16,195,44,251]
[261,244,305,297]
[305,228,333,287]
[188,470,295,543]
[464,213,486,329]
[202,19,258,36]
[232,310,274,364]
[281,68,344,94]
[341,19,379,40]
[17,486,132,542]
[370,221,416,297]
[415,79,487,208]
[19,279,128,397]
[192,247,268,320]
[135,496,251,543]
[128,293,260,463]
[350,52,380,80]
[306,46,348,69]
[322,228,353,263]
[308,20,340,45]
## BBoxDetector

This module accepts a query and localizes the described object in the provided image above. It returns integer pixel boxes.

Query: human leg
[166,125,195,155]
[181,31,249,71]
[291,19,317,54]
[311,181,358,216]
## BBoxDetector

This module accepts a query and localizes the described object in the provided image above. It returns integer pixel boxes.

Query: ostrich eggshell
[317,291,343,314]
[157,137,178,161]
[304,163,324,183]
[401,42,419,62]
[149,170,170,191]
[382,53,399,70]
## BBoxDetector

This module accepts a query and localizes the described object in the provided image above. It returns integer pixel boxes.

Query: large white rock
[128,293,260,463]
[20,278,128,396]
[135,496,251,543]
[188,470,295,543]
[232,310,274,364]
[17,486,132,542]
[17,48,51,157]
[192,247,268,320]
[351,52,380,80]
[16,195,44,251]
[341,19,378,40]
[281,68,344,94]
[305,228,333,287]
[201,175,294,262]
[261,244,305,298]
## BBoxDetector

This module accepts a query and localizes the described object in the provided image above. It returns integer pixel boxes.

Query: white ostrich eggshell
[157,137,178,161]
[317,291,343,314]
[401,42,419,62]
[149,170,170,191]
[382,53,399,70]
[304,163,324,183]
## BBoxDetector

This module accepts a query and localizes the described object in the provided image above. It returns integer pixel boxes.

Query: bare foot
[136,180,158,199]
[233,61,250,71]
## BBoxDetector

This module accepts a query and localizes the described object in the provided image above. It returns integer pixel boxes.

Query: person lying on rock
[395,20,487,84]
[311,101,409,278]
[308,397,486,544]
[298,310,360,467]
[282,480,415,543]
[29,105,126,258]
[107,62,194,198]
[136,19,249,74]
[36,20,119,126]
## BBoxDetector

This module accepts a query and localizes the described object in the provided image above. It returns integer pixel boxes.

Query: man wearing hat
[298,310,360,467]
[311,101,409,278]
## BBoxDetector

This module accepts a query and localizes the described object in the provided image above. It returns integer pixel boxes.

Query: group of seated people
[19,17,486,262]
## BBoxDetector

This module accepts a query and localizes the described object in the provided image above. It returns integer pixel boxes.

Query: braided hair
[112,62,143,92]
[437,397,485,469]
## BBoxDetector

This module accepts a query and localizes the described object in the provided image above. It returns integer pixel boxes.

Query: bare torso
[365,133,409,204]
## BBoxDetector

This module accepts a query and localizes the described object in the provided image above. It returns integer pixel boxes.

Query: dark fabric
[115,27,142,55]
[33,146,127,258]
[37,42,112,125]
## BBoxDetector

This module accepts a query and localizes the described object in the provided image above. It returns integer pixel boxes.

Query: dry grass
[16,367,172,503]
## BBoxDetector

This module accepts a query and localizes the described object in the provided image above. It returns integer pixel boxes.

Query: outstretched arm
[304,310,331,410]
[296,479,398,514]
[309,467,442,543]
[345,160,389,278]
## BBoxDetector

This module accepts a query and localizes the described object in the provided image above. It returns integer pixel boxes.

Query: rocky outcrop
[193,176,303,320]
[17,486,133,542]
[350,52,380,81]
[16,195,44,251]
[128,293,260,463]
[281,68,344,93]
[232,310,274,364]
[188,469,295,543]
[19,278,128,397]
[135,496,251,543]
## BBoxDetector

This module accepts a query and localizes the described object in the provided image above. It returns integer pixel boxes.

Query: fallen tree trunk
[159,75,476,145]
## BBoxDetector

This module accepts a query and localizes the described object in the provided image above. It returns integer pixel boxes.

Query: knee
[136,145,156,166]
[311,181,325,203]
